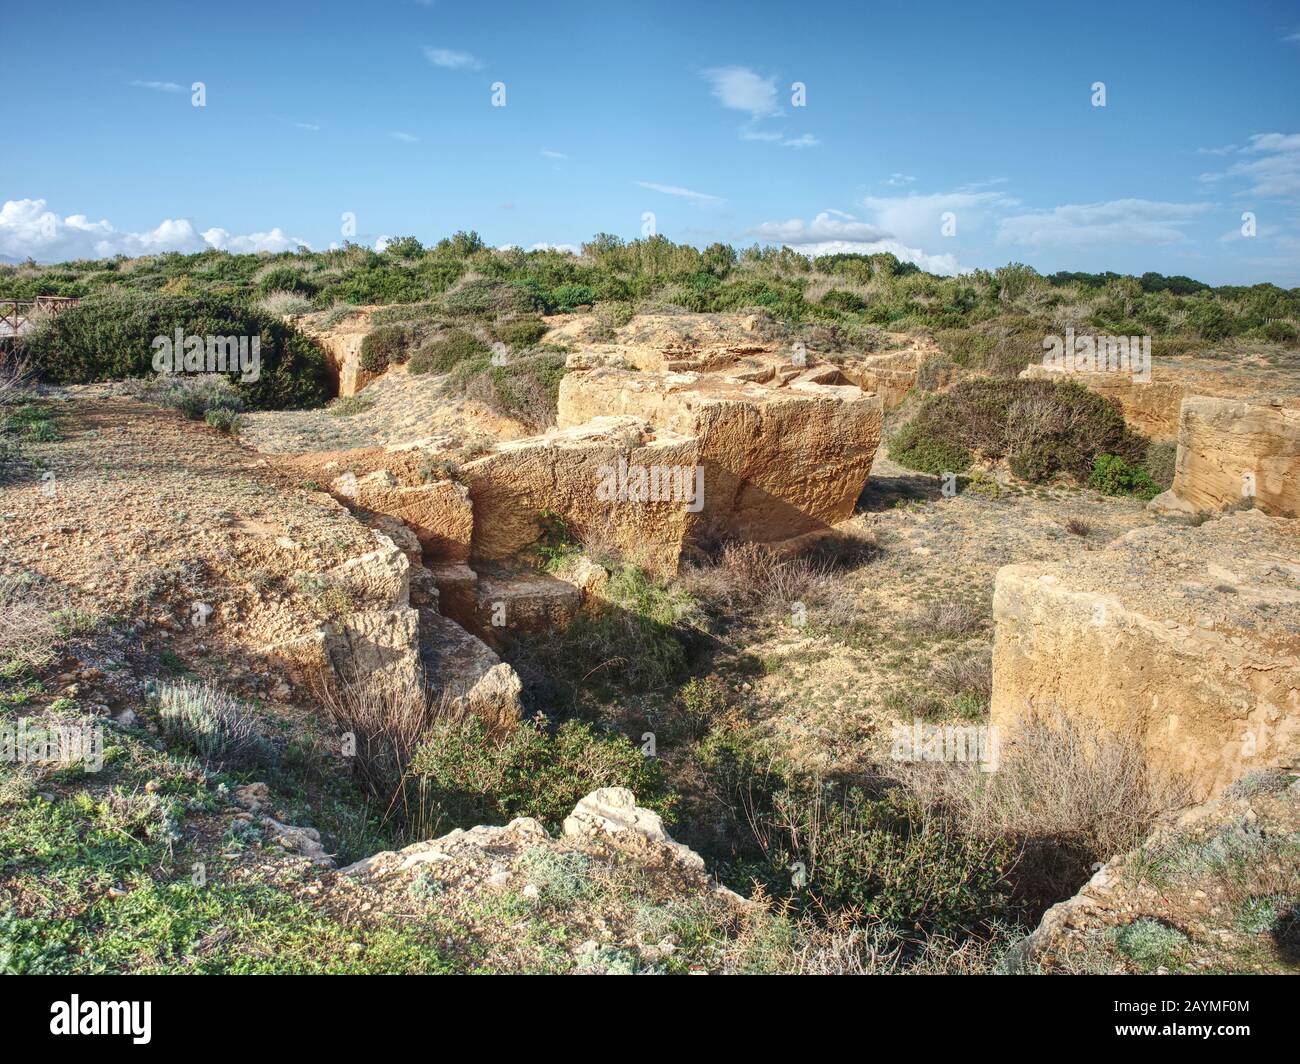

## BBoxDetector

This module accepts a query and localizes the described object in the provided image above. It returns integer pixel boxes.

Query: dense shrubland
[17,290,330,409]
[6,231,1297,369]
[8,232,1296,432]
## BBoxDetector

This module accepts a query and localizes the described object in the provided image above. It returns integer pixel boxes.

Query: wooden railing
[0,295,79,337]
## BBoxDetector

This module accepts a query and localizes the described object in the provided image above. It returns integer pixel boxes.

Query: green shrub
[256,265,317,298]
[518,847,595,905]
[760,787,1014,941]
[406,716,670,832]
[1260,320,1298,343]
[203,407,242,435]
[156,680,271,767]
[441,278,544,319]
[486,351,566,427]
[360,324,412,373]
[820,289,867,313]
[24,418,59,442]
[507,565,699,699]
[1088,453,1161,499]
[1186,300,1235,340]
[1114,918,1188,969]
[551,283,597,311]
[890,379,1146,484]
[131,373,245,421]
[492,316,548,348]
[409,329,489,375]
[889,421,972,475]
[23,290,329,409]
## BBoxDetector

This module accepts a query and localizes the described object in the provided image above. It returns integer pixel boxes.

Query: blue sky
[4,0,1300,284]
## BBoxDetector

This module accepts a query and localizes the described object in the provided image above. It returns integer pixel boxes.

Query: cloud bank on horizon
[0,199,307,263]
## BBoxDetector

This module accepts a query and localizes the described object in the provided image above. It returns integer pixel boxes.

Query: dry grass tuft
[0,575,59,672]
[908,597,989,640]
[889,713,1187,910]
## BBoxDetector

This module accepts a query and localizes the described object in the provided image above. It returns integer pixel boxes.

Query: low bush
[507,564,701,702]
[156,680,271,767]
[551,283,596,311]
[484,351,566,427]
[492,316,548,348]
[257,291,312,317]
[1088,453,1161,499]
[406,716,670,833]
[129,373,244,421]
[441,278,544,319]
[256,265,318,298]
[890,378,1146,484]
[408,329,489,375]
[889,714,1185,911]
[203,407,242,435]
[23,290,329,409]
[888,421,972,475]
[753,786,1016,941]
[359,324,413,373]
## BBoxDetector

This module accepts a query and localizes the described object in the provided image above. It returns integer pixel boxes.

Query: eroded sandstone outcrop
[342,787,711,878]
[460,415,699,572]
[336,468,474,562]
[557,367,882,545]
[1151,396,1300,518]
[298,306,382,398]
[991,510,1300,801]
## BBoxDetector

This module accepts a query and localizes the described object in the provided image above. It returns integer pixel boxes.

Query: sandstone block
[1158,396,1300,518]
[557,369,882,544]
[991,511,1300,800]
[460,415,698,573]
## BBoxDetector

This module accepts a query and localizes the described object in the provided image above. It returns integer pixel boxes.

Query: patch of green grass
[519,846,595,905]
[1113,918,1189,971]
[325,394,376,417]
[1233,894,1293,935]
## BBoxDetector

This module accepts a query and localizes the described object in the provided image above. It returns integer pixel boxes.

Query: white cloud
[422,46,483,71]
[527,242,580,254]
[749,212,888,245]
[996,198,1210,247]
[391,131,420,143]
[202,227,305,254]
[541,149,567,160]
[295,121,321,132]
[130,80,183,93]
[780,133,820,149]
[883,173,915,186]
[747,211,958,274]
[861,190,1017,246]
[702,66,778,117]
[0,198,307,262]
[1198,133,1300,199]
[801,240,960,275]
[635,181,725,206]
